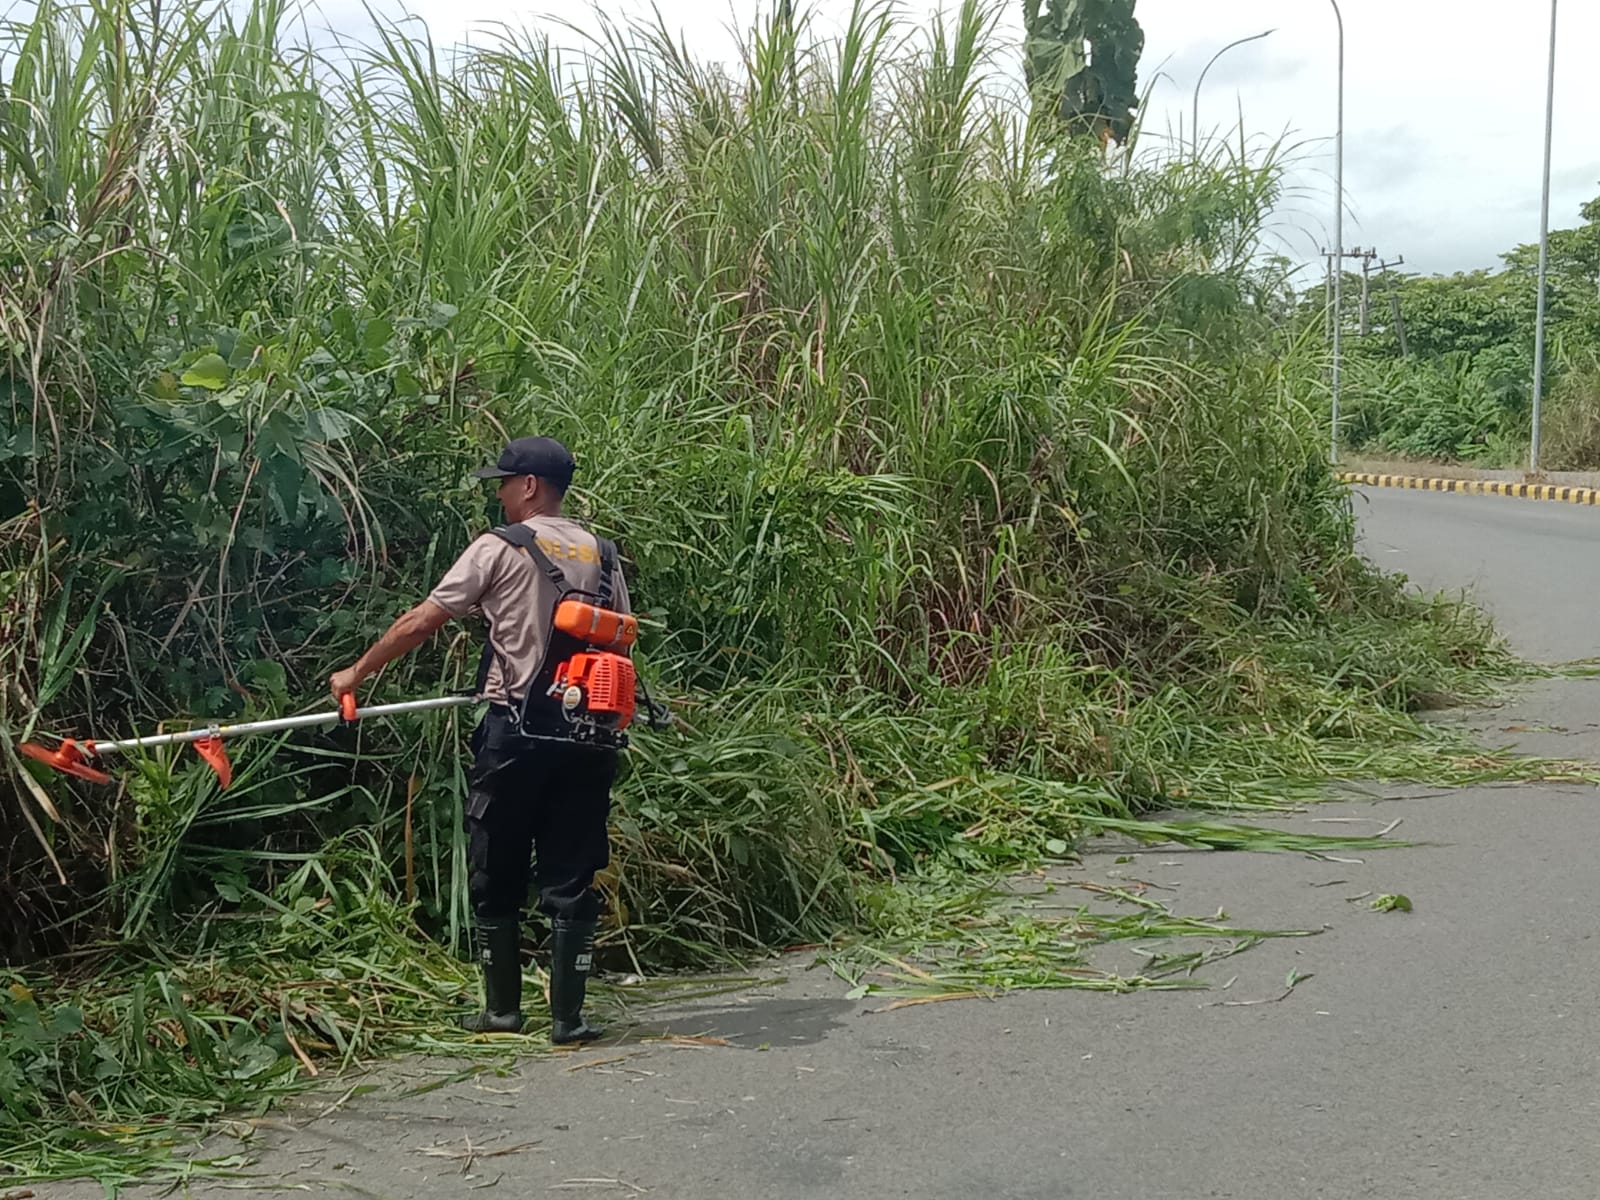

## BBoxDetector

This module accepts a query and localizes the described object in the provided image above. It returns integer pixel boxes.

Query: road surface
[1355,486,1600,663]
[46,486,1600,1200]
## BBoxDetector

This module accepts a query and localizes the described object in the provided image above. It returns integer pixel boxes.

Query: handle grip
[339,693,358,722]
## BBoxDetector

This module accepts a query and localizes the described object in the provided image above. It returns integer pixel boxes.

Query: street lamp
[1530,0,1558,475]
[1191,29,1275,160]
[1329,0,1344,465]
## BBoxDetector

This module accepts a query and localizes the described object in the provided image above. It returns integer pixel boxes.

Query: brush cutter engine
[550,650,637,733]
[537,598,639,744]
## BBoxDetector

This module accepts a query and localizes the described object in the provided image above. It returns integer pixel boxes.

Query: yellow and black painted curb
[1337,472,1600,506]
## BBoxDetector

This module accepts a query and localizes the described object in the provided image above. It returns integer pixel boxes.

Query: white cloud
[314,0,1600,280]
[1135,0,1598,277]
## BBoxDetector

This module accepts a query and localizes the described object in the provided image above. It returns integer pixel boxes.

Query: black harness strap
[491,522,571,591]
[596,538,617,608]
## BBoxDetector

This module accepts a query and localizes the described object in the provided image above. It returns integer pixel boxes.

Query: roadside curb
[1338,472,1600,507]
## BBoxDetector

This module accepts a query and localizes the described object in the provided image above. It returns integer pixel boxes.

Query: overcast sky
[319,0,1599,282]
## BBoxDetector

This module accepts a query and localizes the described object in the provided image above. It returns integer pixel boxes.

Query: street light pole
[1192,29,1274,160]
[1530,0,1558,475]
[1329,0,1344,464]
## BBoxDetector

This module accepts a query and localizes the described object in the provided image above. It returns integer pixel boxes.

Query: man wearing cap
[328,436,629,1043]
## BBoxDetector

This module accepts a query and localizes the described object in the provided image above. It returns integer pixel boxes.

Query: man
[328,435,630,1044]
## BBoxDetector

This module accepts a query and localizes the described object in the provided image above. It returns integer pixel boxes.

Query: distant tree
[1021,0,1144,146]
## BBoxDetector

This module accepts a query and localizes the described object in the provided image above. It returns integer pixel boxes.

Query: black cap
[473,436,576,489]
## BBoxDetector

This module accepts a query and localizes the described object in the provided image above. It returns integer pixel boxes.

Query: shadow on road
[608,995,857,1049]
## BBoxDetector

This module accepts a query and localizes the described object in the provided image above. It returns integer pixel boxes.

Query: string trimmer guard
[192,736,232,789]
[18,738,113,785]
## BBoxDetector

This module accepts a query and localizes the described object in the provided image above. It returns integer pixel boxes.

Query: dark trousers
[465,710,619,924]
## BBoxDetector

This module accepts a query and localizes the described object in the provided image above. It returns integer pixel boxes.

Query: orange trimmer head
[18,738,113,785]
[19,732,234,789]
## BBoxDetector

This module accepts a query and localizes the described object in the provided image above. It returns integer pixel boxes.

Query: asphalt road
[1354,486,1600,663]
[44,486,1600,1200]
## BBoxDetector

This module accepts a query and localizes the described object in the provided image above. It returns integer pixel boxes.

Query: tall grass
[1538,344,1600,470]
[0,0,1534,1177]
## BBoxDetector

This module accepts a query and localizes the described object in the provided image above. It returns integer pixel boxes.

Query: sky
[313,0,1600,282]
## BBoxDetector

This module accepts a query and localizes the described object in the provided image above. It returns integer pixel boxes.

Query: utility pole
[1322,246,1366,357]
[1350,248,1402,339]
[1376,255,1407,356]
[1325,252,1334,341]
[1328,0,1345,464]
[1530,0,1558,475]
[1357,247,1377,337]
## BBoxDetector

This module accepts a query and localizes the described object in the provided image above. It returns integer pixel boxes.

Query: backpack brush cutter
[17,617,670,788]
[18,532,668,788]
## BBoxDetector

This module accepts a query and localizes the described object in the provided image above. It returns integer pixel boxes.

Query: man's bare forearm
[331,601,452,696]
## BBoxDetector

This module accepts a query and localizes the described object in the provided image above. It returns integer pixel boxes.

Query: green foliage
[1373,271,1532,361]
[1316,188,1600,464]
[1,0,1337,959]
[1541,347,1600,469]
[0,845,537,1187]
[1341,352,1525,462]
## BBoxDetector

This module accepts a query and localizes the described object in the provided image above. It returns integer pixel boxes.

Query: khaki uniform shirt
[427,516,632,706]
